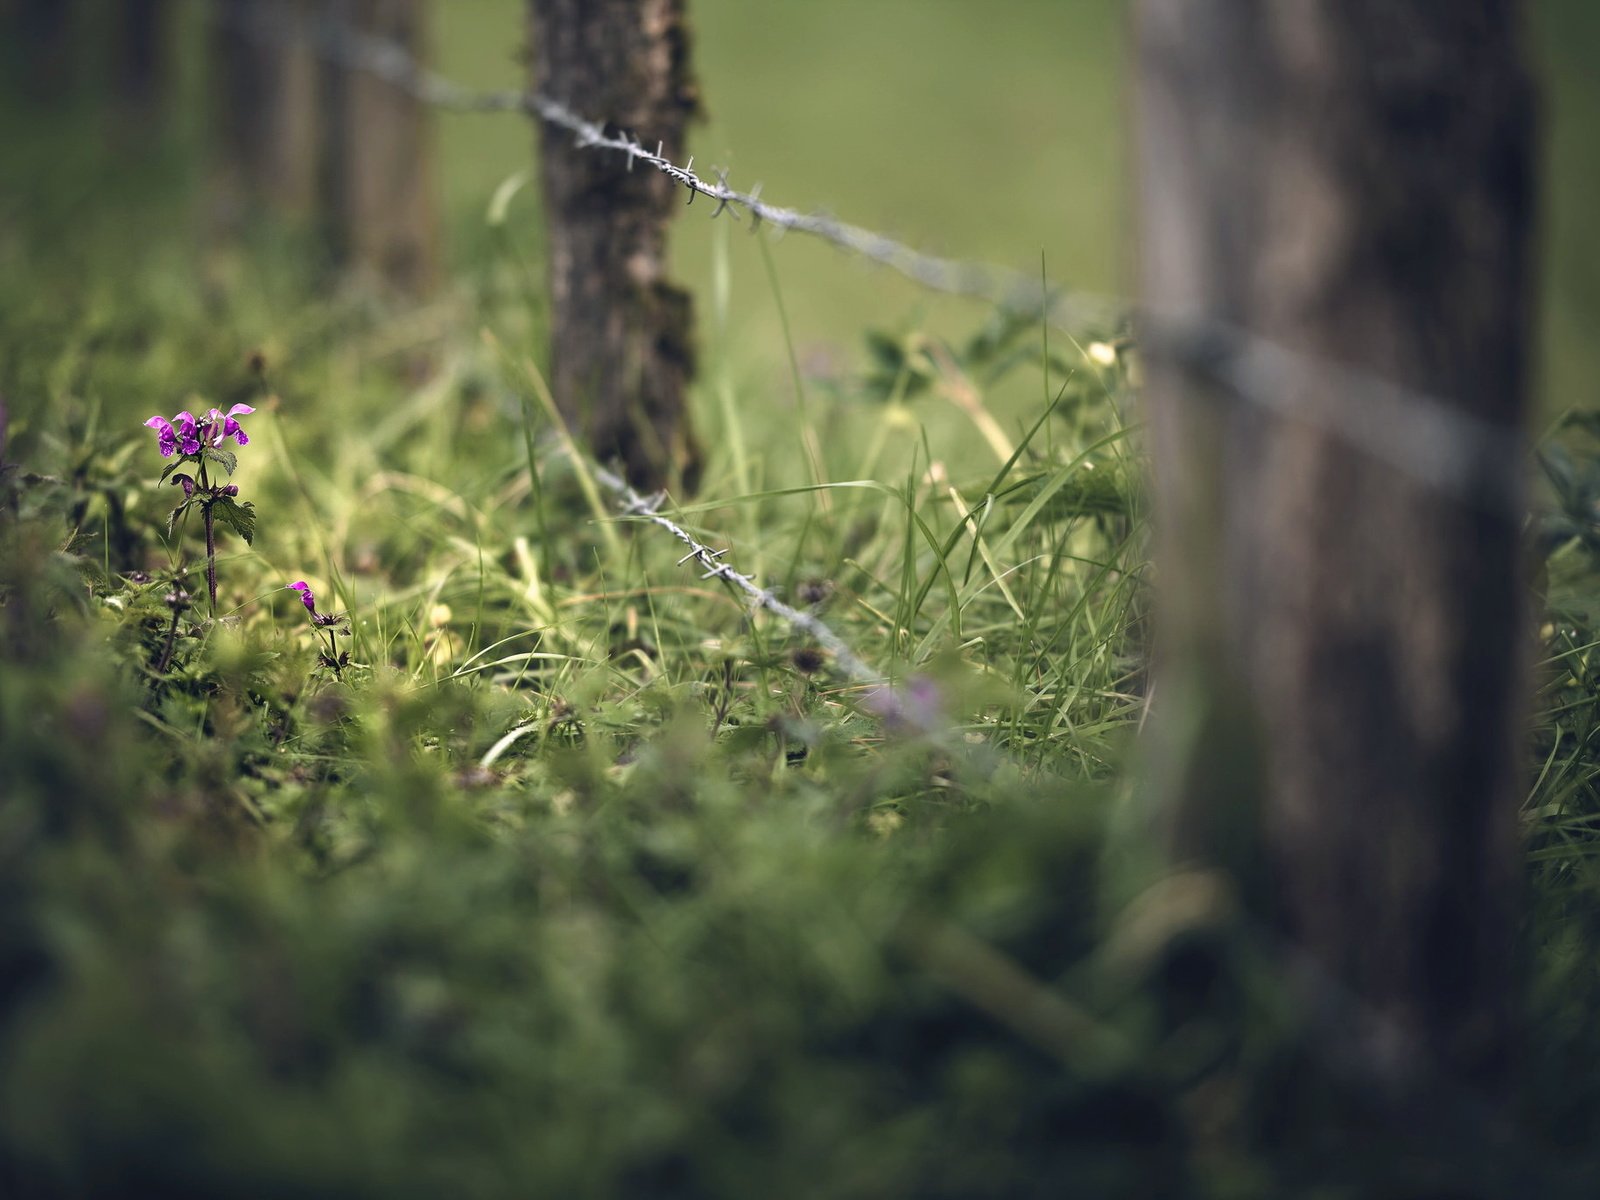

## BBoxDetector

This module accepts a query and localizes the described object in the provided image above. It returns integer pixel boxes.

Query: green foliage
[206,446,239,478]
[211,493,257,546]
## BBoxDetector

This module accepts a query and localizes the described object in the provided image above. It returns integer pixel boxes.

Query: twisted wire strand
[588,465,880,688]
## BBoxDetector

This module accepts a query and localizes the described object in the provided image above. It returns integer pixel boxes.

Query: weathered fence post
[12,0,76,101]
[1136,0,1537,1091]
[212,0,320,219]
[528,0,703,491]
[326,0,438,296]
[114,0,168,122]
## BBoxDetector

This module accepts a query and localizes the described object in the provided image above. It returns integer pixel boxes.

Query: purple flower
[172,473,195,497]
[206,404,254,448]
[144,405,252,457]
[290,580,349,637]
[173,411,201,455]
[144,415,177,457]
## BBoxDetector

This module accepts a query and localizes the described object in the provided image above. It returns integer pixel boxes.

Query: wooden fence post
[1136,0,1538,1091]
[528,0,703,491]
[114,0,168,122]
[12,0,77,102]
[326,0,439,297]
[212,0,320,220]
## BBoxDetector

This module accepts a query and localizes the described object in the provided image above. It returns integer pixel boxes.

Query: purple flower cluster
[144,404,254,459]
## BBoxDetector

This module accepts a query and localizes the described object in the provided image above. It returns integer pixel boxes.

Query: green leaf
[165,501,190,539]
[205,447,238,477]
[158,460,180,484]
[211,496,257,546]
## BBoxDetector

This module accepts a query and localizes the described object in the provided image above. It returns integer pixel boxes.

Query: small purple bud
[222,484,239,497]
[172,473,195,497]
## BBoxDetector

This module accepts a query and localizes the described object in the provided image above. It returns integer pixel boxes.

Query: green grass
[5,7,1600,1196]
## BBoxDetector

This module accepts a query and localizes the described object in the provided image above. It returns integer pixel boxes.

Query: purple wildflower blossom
[145,404,253,457]
[174,411,201,455]
[289,581,316,613]
[172,473,195,497]
[144,415,177,457]
[207,404,254,448]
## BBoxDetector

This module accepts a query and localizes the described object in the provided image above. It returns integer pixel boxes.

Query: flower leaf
[211,495,257,546]
[205,447,238,477]
[165,500,190,539]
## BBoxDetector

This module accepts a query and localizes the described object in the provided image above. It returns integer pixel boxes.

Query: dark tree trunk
[528,0,703,492]
[1136,1,1537,1090]
[114,0,167,120]
[212,0,320,220]
[14,0,75,102]
[326,0,438,297]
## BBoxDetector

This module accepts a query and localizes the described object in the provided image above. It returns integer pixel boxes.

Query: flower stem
[199,461,217,616]
[156,606,180,675]
[203,510,217,616]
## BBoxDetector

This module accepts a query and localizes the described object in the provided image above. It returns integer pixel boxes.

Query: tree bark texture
[529,0,702,491]
[212,0,320,219]
[1137,1,1537,1089]
[325,0,439,297]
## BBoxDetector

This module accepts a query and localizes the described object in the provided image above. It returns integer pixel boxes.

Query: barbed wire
[1146,317,1526,516]
[587,463,945,732]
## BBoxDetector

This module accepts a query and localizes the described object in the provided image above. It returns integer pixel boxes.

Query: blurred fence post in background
[10,0,77,101]
[1137,1,1538,1092]
[211,0,320,222]
[528,0,703,492]
[113,0,168,127]
[325,0,438,296]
